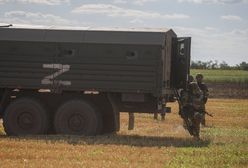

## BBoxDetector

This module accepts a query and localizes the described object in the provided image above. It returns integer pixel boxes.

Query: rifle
[174,89,182,107]
[174,89,186,117]
[204,111,213,117]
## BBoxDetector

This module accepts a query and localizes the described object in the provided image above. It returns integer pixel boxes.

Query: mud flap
[0,89,12,119]
[128,112,135,130]
[115,110,120,132]
[107,93,120,132]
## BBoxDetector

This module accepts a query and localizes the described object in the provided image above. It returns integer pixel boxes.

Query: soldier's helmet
[188,75,194,83]
[196,73,203,80]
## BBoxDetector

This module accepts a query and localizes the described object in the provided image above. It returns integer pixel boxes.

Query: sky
[0,0,248,65]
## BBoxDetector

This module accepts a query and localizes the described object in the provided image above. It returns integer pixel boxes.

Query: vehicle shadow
[0,133,210,148]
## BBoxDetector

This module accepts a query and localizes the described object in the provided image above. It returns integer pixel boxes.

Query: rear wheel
[3,97,49,136]
[54,100,100,135]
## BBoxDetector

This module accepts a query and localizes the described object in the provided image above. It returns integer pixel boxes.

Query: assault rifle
[204,111,213,117]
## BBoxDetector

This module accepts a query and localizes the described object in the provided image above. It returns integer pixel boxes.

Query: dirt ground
[0,98,247,168]
[207,82,248,98]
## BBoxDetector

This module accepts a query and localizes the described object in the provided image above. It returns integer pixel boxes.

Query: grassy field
[0,99,247,168]
[190,69,248,83]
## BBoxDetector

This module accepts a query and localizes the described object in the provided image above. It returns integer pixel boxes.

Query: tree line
[191,60,248,70]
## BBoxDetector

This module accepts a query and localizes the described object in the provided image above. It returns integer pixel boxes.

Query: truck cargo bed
[0,27,177,95]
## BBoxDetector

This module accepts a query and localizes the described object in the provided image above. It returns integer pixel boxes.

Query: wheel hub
[68,114,85,132]
[18,112,34,130]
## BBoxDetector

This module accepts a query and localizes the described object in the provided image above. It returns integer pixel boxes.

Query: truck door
[171,37,191,89]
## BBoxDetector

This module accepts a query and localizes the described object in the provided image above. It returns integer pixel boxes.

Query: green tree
[239,62,248,71]
[219,61,230,70]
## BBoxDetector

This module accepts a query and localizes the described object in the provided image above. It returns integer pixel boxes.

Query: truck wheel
[54,100,100,135]
[3,98,49,136]
[96,112,103,135]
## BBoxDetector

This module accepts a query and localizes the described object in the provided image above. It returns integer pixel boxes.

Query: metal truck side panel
[0,41,162,95]
[0,27,178,96]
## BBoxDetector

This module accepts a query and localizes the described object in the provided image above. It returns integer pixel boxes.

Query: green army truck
[0,25,191,136]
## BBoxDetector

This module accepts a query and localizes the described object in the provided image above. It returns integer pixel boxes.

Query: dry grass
[190,69,248,83]
[0,99,248,168]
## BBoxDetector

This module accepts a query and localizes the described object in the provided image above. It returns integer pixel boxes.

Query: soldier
[196,73,209,126]
[179,75,193,129]
[179,76,204,139]
[189,82,204,139]
[186,82,204,139]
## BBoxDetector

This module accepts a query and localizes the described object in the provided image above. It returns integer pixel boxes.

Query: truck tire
[54,100,100,135]
[96,111,103,135]
[3,97,49,136]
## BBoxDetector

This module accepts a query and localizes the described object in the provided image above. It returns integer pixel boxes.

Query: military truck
[0,25,191,136]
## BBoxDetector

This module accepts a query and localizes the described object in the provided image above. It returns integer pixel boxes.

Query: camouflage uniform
[180,75,194,109]
[189,82,204,111]
[196,74,209,126]
[179,75,194,118]
[180,82,204,138]
[179,75,202,117]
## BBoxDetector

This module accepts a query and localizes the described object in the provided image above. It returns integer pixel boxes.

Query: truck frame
[0,26,191,136]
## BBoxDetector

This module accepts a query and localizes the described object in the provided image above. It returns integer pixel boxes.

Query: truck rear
[0,26,191,136]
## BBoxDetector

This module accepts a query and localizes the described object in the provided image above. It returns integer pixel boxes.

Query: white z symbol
[41,64,71,86]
